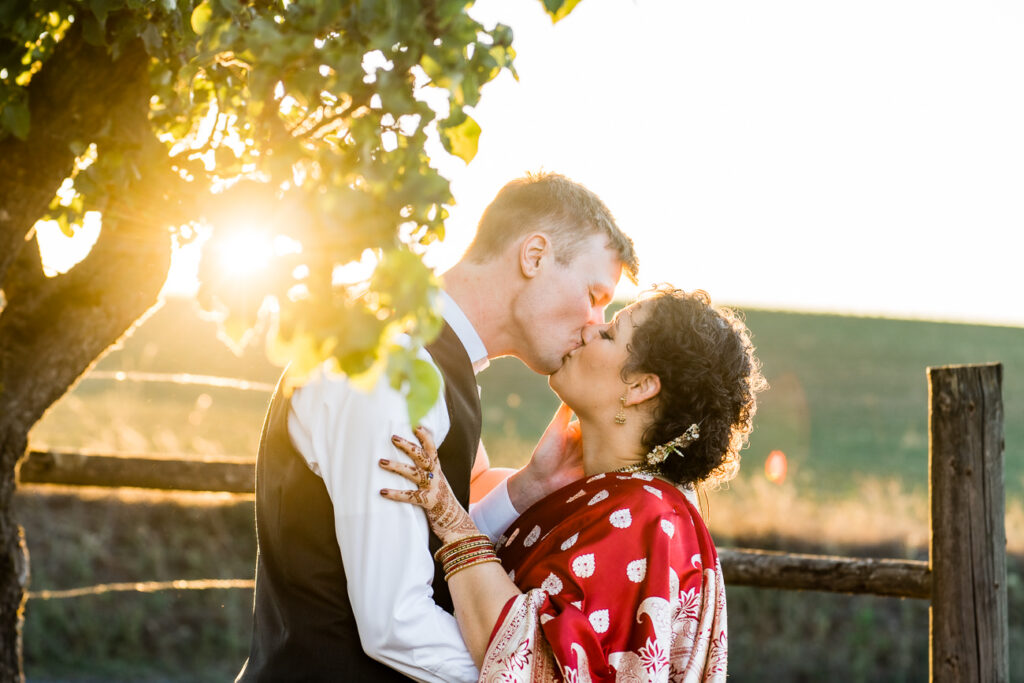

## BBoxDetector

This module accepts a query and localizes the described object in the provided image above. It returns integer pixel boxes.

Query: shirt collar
[439,290,489,374]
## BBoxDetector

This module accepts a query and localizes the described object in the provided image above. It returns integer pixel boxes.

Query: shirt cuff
[469,477,519,542]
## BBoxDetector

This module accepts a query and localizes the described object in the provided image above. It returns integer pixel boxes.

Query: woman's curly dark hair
[623,286,767,488]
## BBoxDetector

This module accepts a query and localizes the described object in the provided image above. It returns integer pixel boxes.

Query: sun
[214,229,274,278]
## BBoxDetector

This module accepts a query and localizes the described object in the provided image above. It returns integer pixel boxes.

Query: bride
[380,286,766,682]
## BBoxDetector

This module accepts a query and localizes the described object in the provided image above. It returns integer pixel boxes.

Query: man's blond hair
[465,172,639,283]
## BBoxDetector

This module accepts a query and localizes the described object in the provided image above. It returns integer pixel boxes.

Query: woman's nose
[581,323,607,344]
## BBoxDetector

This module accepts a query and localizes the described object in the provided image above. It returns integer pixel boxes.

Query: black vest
[237,323,482,682]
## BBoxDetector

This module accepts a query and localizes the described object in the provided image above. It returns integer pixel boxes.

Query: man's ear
[519,233,551,278]
[624,373,661,407]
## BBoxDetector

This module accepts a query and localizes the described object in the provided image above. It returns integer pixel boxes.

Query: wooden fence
[15,363,1009,681]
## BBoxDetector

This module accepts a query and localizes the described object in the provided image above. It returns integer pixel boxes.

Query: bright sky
[37,0,1024,326]
[434,0,1024,326]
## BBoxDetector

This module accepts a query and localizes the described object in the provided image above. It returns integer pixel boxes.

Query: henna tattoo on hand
[425,480,477,543]
[387,427,481,543]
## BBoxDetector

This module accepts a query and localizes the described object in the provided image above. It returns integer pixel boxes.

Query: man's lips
[561,333,585,365]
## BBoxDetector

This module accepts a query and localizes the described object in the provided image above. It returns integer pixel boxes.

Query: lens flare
[765,450,788,484]
[216,232,274,277]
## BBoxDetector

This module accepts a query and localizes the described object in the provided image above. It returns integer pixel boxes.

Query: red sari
[480,472,727,683]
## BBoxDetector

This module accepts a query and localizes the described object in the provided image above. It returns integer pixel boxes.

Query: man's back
[237,323,482,681]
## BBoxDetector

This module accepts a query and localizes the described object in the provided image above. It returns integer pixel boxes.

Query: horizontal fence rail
[20,451,932,601]
[718,548,930,599]
[24,550,930,602]
[28,579,255,601]
[82,371,276,392]
[20,450,255,493]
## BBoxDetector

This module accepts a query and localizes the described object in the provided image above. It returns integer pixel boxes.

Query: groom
[236,172,638,682]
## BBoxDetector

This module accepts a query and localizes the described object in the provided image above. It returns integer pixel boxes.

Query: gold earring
[614,396,627,425]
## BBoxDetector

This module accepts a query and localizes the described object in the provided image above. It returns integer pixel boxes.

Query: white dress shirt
[286,291,519,682]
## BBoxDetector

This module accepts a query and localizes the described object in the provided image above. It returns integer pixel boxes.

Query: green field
[22,297,1024,680]
[477,308,1024,499]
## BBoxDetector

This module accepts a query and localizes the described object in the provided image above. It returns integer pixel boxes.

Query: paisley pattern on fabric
[478,475,727,682]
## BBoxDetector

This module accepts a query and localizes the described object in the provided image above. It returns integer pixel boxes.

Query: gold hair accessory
[617,423,700,474]
[614,396,627,425]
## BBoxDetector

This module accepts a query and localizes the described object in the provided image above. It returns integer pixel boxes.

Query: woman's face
[548,300,649,418]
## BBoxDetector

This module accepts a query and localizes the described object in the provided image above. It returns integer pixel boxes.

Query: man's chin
[518,355,561,376]
[538,360,565,376]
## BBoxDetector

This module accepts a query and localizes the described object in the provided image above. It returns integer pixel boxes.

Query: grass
[18,483,1024,682]
[21,296,1024,680]
[18,488,256,682]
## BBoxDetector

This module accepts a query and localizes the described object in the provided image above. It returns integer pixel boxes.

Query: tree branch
[0,23,148,287]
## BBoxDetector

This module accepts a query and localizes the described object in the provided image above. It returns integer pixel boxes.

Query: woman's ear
[624,373,661,407]
[519,233,551,278]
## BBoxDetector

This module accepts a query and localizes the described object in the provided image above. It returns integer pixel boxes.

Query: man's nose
[586,305,605,326]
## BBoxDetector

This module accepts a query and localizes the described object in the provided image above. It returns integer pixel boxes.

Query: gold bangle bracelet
[435,541,493,563]
[441,549,497,574]
[434,535,492,562]
[445,556,500,582]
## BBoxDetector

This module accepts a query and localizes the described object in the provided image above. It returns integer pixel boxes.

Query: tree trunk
[0,212,172,681]
[0,431,28,683]
[0,26,176,678]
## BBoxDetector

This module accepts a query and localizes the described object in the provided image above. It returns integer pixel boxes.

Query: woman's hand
[531,402,584,485]
[507,403,584,511]
[380,426,480,545]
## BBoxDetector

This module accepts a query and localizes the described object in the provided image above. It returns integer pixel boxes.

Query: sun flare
[215,231,274,278]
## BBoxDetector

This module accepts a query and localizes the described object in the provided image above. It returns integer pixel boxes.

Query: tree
[0,0,580,676]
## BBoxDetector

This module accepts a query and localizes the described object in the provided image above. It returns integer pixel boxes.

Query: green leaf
[190,1,212,34]
[406,357,441,426]
[89,0,113,29]
[371,249,437,312]
[541,0,584,23]
[80,12,106,45]
[55,212,74,237]
[440,113,480,163]
[419,54,452,89]
[1,97,29,140]
[140,22,163,53]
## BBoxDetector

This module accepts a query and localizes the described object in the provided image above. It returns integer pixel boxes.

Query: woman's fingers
[380,487,428,507]
[553,401,573,428]
[413,426,438,463]
[390,435,429,470]
[393,428,437,471]
[378,458,423,485]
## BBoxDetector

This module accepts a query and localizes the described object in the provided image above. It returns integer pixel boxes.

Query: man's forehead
[583,249,624,285]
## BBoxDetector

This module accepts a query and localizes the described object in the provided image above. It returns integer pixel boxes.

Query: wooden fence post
[928,363,1007,682]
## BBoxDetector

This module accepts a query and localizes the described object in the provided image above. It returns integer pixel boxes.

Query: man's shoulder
[292,342,439,400]
[287,346,448,433]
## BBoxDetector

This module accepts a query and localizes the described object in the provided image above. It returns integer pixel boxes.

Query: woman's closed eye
[599,329,612,340]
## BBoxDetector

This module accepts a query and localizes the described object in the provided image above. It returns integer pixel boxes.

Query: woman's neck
[578,417,648,476]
